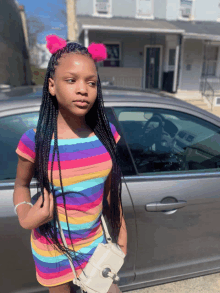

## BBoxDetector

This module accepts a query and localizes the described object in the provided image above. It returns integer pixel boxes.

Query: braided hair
[34,42,123,272]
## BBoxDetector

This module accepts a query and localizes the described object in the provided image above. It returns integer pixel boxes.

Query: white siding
[180,39,203,91]
[166,0,180,20]
[194,0,219,21]
[76,0,93,15]
[154,0,167,19]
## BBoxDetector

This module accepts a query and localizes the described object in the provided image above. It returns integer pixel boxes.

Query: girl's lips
[74,101,88,106]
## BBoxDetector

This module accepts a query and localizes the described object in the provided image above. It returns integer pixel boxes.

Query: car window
[0,109,137,180]
[113,107,220,175]
[105,107,136,176]
[0,112,39,180]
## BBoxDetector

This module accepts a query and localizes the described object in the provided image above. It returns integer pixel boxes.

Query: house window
[102,44,120,67]
[94,0,111,16]
[179,0,193,19]
[136,0,153,18]
[202,46,219,77]
[169,49,176,66]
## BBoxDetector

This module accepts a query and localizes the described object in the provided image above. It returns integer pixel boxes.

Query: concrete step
[188,102,209,107]
[184,99,206,104]
[182,99,211,111]
[193,106,210,111]
[166,91,213,112]
[177,96,202,101]
[176,93,203,100]
[189,105,220,118]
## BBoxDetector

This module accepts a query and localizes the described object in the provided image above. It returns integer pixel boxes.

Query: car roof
[0,85,220,122]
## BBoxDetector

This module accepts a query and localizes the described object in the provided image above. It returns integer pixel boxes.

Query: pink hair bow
[46,34,108,62]
[87,43,107,62]
[46,35,67,54]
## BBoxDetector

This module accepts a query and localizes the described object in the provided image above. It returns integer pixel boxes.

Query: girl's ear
[48,78,55,96]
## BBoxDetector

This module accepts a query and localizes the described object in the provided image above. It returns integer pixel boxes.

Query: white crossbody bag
[58,214,126,293]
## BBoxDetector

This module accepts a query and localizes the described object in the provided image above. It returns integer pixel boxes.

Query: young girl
[13,35,127,293]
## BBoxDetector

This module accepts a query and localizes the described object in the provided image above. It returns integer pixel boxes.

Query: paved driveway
[126,273,220,293]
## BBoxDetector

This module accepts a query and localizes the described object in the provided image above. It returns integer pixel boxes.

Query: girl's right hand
[20,188,54,230]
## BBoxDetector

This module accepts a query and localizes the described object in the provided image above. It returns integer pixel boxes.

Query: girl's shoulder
[22,128,36,141]
[16,128,36,163]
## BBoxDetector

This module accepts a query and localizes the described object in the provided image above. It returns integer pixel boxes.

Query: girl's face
[48,53,98,117]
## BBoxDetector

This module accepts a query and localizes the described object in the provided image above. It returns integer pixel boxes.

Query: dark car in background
[2,86,220,292]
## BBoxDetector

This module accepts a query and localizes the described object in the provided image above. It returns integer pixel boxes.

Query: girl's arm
[13,156,54,230]
[117,215,127,256]
[104,170,128,255]
[13,156,35,226]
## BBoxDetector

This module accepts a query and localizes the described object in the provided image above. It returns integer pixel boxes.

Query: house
[172,20,220,96]
[29,44,52,69]
[0,0,32,87]
[72,0,220,98]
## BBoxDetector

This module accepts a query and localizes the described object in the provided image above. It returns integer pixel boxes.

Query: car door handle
[145,200,187,212]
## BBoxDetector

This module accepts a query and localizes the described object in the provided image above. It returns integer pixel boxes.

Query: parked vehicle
[1,86,220,293]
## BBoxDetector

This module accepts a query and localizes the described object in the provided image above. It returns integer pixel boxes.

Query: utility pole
[66,0,78,42]
[18,5,29,51]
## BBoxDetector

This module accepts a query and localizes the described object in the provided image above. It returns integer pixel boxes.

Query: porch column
[84,29,89,48]
[172,39,180,93]
[178,37,185,90]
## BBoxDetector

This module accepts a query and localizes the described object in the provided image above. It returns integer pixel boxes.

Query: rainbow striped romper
[16,123,120,287]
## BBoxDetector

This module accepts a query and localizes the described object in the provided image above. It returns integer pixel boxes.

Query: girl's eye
[67,79,75,83]
[89,81,96,87]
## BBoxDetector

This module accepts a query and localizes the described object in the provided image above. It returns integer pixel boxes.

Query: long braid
[88,78,123,241]
[35,42,124,272]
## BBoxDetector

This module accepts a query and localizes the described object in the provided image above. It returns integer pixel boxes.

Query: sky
[18,0,67,43]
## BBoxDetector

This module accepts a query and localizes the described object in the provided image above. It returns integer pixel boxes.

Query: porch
[98,67,142,89]
[200,77,220,112]
[169,21,220,116]
[77,16,183,92]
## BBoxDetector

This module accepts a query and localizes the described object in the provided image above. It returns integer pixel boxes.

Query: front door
[145,47,160,89]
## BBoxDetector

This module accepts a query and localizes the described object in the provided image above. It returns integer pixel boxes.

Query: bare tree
[25,0,68,66]
[26,16,45,66]
[27,16,45,48]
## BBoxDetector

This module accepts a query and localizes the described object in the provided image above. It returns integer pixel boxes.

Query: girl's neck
[57,110,88,131]
[53,110,94,139]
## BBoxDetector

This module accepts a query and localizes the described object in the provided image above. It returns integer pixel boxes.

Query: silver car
[1,86,220,293]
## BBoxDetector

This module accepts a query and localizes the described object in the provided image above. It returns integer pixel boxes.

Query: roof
[77,15,185,35]
[77,15,220,41]
[171,20,220,41]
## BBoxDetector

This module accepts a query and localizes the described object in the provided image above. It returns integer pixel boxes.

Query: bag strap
[57,214,112,285]
[100,214,112,243]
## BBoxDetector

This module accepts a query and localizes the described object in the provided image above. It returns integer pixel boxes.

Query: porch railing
[100,76,142,89]
[200,78,218,112]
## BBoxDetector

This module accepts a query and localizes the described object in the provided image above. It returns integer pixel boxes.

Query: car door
[105,107,137,287]
[0,110,46,293]
[113,104,220,289]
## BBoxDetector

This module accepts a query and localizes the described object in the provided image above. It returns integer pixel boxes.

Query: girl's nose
[76,80,88,95]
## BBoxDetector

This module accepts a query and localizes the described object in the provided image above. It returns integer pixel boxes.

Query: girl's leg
[48,281,75,293]
[108,283,122,293]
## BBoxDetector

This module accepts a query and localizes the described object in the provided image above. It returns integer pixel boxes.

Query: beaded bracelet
[14,201,33,215]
